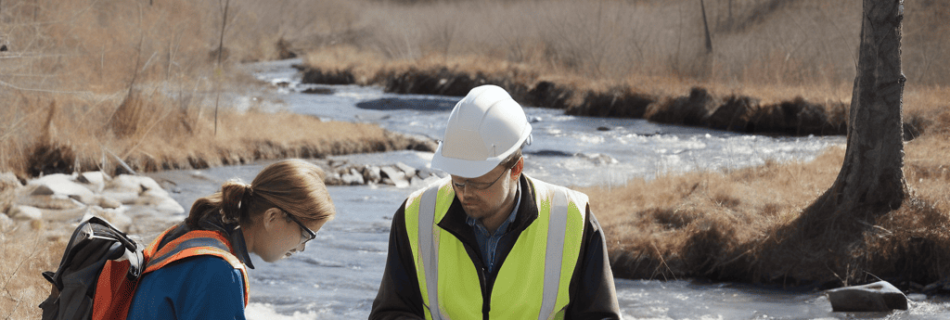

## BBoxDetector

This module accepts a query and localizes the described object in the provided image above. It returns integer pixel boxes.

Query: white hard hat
[431,85,532,178]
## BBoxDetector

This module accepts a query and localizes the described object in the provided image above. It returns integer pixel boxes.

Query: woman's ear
[261,207,283,231]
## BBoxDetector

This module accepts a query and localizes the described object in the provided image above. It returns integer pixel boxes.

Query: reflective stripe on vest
[405,176,587,320]
[143,228,251,306]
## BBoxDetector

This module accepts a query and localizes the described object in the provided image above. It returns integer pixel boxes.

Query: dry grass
[583,109,950,286]
[1,0,947,315]
[297,0,946,136]
[0,1,424,316]
[0,230,67,319]
[299,0,948,100]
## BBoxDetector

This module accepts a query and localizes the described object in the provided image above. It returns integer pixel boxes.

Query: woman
[126,159,335,319]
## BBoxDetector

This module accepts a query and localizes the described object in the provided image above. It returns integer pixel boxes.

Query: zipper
[480,267,490,320]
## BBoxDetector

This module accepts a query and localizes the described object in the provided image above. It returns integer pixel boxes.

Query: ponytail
[185,180,254,229]
[184,159,335,230]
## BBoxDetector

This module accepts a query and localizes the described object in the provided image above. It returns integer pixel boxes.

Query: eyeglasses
[276,206,317,246]
[451,160,519,191]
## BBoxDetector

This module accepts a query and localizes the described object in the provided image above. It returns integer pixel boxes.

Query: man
[370,85,620,320]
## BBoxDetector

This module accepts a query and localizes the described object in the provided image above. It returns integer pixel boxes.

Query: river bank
[293,48,939,140]
[586,126,950,290]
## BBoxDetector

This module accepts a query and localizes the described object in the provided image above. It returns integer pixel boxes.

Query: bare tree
[213,0,230,136]
[700,0,712,53]
[810,0,905,219]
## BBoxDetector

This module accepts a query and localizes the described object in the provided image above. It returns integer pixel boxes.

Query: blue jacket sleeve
[128,256,247,320]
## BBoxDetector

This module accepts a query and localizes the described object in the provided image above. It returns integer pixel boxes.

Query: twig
[651,242,677,281]
[103,147,137,176]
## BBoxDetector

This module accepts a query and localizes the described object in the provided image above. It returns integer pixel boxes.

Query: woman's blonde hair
[185,159,335,228]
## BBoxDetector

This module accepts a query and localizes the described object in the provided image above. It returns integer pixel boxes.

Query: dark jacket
[370,175,621,320]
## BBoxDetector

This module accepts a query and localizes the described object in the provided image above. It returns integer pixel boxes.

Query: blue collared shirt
[466,185,521,274]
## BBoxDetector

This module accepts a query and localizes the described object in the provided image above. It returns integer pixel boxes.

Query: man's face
[450,160,519,221]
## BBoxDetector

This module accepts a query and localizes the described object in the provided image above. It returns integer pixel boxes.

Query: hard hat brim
[431,130,531,179]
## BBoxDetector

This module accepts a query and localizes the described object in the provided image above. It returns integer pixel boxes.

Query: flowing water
[144,59,950,319]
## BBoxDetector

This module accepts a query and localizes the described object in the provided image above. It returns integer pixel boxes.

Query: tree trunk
[814,0,905,217]
[700,0,713,53]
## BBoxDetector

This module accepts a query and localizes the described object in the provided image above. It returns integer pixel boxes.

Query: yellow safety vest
[404,176,588,320]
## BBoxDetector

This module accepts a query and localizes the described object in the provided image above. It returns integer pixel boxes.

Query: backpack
[39,216,250,320]
[39,216,144,320]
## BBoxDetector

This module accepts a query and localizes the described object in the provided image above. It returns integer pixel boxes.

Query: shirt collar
[196,215,256,269]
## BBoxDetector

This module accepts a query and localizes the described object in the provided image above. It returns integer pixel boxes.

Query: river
[145,59,950,319]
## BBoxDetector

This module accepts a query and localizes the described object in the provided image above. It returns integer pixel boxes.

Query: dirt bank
[294,63,927,138]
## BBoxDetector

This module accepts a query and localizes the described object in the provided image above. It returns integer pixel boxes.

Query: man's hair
[500,142,526,169]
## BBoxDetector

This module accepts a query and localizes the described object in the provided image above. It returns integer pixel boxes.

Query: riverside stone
[826,281,907,312]
[29,174,96,198]
[9,205,42,221]
[77,171,109,193]
[108,175,165,196]
[380,167,409,188]
[0,172,20,192]
[101,191,140,205]
[83,206,132,232]
[395,162,417,178]
[97,196,123,209]
[341,171,365,186]
[18,193,82,210]
[362,166,382,184]
[134,193,185,216]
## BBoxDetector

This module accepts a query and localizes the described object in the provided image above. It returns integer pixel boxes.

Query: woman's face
[253,208,330,263]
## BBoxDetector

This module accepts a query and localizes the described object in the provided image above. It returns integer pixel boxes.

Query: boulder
[134,192,185,216]
[9,205,42,221]
[29,174,96,198]
[100,191,139,205]
[826,281,908,312]
[0,172,21,192]
[341,169,365,186]
[416,169,432,180]
[380,167,409,188]
[96,196,123,209]
[83,206,132,232]
[17,193,82,210]
[362,166,382,184]
[324,170,343,185]
[77,171,109,193]
[395,162,417,178]
[107,175,166,196]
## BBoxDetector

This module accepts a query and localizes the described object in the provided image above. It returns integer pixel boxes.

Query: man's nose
[455,185,470,201]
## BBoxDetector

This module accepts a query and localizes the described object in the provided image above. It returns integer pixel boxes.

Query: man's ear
[510,157,524,178]
[261,207,283,231]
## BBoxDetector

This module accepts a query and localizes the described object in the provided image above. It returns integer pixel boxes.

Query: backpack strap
[143,229,250,306]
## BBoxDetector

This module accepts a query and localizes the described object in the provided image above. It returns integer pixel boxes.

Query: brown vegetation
[0,232,64,319]
[286,0,949,288]
[1,0,948,316]
[0,0,427,317]
[293,0,946,137]
[0,0,429,180]
[585,111,950,288]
